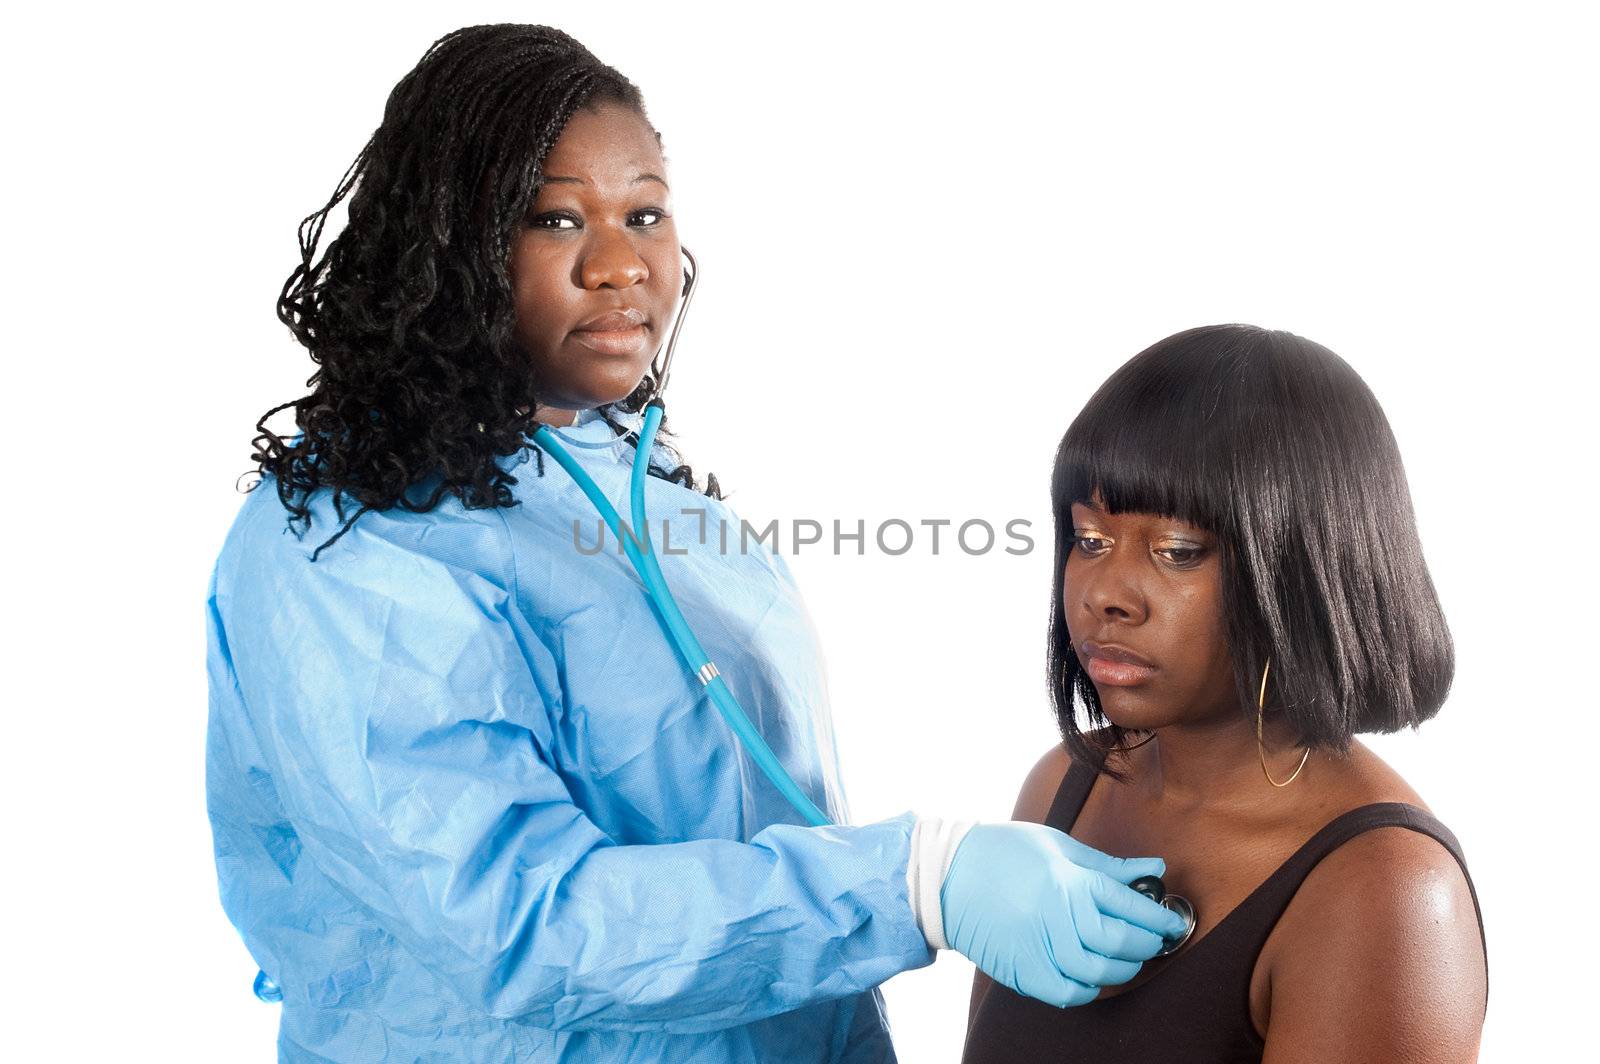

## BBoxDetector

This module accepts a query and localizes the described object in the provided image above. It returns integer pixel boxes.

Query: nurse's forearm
[469,813,934,1032]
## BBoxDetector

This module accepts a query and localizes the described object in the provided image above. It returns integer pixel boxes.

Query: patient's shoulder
[1013,744,1071,823]
[1277,744,1481,979]
[1295,821,1476,924]
[1261,815,1487,1048]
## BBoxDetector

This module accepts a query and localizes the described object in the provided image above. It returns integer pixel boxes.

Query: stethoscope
[527,248,1200,956]
[1131,875,1196,956]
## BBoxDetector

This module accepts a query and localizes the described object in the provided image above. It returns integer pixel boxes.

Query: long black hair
[249,24,719,559]
[1047,324,1454,773]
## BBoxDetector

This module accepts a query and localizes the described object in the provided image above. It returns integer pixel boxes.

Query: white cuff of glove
[906,816,977,951]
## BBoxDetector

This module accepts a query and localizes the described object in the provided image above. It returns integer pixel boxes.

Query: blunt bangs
[1051,335,1248,537]
[1047,324,1455,774]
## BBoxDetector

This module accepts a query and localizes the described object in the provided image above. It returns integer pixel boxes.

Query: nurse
[205,24,1185,1062]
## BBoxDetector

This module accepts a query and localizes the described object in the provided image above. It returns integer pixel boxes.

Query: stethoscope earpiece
[1129,875,1197,956]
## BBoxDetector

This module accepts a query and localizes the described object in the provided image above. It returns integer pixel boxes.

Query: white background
[6,2,1595,1060]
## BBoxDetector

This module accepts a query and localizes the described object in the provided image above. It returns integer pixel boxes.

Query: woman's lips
[1083,656,1157,686]
[571,308,650,356]
[570,324,649,356]
[1079,641,1157,687]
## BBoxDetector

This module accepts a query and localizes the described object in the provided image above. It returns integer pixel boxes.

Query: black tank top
[961,758,1488,1063]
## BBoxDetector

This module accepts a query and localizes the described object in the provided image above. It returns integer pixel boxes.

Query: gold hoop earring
[1256,657,1310,788]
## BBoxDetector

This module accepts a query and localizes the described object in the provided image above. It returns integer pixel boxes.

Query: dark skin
[968,497,1487,1062]
[509,101,683,428]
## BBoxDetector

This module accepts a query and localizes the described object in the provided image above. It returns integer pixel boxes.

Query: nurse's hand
[940,822,1186,1008]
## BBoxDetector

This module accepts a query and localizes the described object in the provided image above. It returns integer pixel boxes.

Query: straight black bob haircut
[1047,324,1454,774]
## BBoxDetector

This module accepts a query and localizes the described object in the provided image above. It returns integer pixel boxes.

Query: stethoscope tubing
[532,403,832,828]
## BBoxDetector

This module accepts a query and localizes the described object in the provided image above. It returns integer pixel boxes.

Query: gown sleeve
[212,504,933,1034]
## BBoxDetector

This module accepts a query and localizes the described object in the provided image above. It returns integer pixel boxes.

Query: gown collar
[532,404,650,453]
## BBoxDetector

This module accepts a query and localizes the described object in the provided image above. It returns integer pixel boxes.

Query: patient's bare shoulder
[1257,815,1487,1060]
[1013,744,1071,823]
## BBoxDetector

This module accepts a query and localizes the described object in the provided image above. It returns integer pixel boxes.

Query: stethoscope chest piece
[1129,875,1198,957]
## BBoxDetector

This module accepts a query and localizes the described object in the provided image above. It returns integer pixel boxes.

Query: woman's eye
[1072,533,1110,556]
[629,208,666,226]
[528,212,580,231]
[1156,545,1205,567]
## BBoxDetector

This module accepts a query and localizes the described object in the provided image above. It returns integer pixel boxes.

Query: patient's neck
[1137,710,1310,810]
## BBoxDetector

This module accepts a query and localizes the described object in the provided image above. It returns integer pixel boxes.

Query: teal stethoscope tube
[531,402,833,828]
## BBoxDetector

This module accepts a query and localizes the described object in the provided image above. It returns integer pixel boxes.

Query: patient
[962,325,1488,1063]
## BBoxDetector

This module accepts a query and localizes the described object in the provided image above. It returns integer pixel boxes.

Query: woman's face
[1064,496,1239,731]
[509,100,682,413]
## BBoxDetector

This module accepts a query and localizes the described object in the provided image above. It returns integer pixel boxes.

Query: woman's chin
[590,371,657,408]
[1095,689,1169,733]
[555,381,649,412]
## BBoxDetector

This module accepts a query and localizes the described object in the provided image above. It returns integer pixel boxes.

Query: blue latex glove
[941,822,1188,1008]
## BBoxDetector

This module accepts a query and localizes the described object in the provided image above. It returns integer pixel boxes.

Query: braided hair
[250,24,721,559]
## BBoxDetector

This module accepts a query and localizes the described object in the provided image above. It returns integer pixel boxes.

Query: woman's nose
[1079,563,1147,624]
[579,228,649,290]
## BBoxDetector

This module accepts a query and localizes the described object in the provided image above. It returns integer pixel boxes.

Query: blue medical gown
[205,415,934,1062]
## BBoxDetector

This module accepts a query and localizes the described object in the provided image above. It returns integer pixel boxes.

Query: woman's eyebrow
[538,171,670,188]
